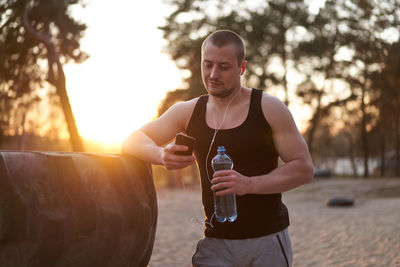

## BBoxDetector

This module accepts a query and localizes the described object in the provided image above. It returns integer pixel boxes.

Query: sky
[64,0,182,145]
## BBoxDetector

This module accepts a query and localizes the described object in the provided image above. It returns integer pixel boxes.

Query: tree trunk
[379,123,385,177]
[279,8,289,107]
[360,85,369,178]
[396,106,400,177]
[51,59,84,152]
[307,92,322,155]
[281,40,289,107]
[18,112,26,151]
[21,8,84,152]
[379,100,386,177]
[344,130,358,177]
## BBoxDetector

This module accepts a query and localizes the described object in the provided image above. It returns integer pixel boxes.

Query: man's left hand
[211,170,251,196]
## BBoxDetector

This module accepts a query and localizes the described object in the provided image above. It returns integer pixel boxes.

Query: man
[122,30,314,267]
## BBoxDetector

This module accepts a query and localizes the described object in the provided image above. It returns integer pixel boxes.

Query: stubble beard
[208,85,235,99]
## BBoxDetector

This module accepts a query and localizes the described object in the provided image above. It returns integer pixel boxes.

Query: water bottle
[211,146,237,223]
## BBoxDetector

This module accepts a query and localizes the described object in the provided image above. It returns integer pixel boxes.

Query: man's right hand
[161,143,196,170]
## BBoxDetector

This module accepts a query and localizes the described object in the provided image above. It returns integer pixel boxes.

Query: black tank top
[186,88,289,239]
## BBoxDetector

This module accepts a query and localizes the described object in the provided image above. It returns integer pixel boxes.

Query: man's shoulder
[164,96,202,125]
[173,97,201,111]
[174,97,203,131]
[259,91,286,110]
[258,90,293,129]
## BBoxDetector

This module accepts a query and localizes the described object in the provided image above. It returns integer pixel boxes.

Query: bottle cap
[217,146,225,152]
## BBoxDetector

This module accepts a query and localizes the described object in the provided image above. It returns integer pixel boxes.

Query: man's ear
[240,61,247,75]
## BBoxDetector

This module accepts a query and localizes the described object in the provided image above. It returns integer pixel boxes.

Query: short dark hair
[201,30,245,66]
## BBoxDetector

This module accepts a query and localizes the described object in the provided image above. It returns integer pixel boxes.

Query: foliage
[158,0,311,113]
[159,0,400,177]
[0,0,87,148]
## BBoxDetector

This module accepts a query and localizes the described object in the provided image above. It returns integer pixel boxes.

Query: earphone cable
[204,87,242,228]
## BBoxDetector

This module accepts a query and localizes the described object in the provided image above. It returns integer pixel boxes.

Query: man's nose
[210,66,219,78]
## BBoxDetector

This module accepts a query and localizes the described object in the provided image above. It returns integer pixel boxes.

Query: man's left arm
[211,95,314,196]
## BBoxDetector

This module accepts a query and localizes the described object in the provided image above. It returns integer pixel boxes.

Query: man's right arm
[122,130,164,165]
[121,99,197,169]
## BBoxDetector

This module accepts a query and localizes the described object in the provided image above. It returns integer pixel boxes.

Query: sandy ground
[148,178,400,267]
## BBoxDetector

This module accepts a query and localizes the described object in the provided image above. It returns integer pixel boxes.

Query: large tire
[0,151,157,267]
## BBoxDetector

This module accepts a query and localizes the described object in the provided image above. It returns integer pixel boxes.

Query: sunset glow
[64,0,182,146]
[64,0,310,150]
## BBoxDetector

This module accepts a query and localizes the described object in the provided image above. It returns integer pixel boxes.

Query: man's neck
[206,86,251,130]
[209,86,244,110]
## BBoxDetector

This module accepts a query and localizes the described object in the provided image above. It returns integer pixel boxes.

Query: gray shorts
[192,228,292,267]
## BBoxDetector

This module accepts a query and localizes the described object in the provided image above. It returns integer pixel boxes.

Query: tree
[292,0,400,177]
[158,0,310,115]
[384,43,400,176]
[159,0,400,178]
[372,41,400,176]
[0,0,87,151]
[340,0,400,177]
[293,0,358,155]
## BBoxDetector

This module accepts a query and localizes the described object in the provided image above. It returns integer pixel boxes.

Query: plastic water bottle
[211,146,237,223]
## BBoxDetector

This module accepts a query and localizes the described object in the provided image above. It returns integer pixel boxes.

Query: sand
[148,178,400,267]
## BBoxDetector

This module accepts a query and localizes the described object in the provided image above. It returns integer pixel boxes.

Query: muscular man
[122,30,314,267]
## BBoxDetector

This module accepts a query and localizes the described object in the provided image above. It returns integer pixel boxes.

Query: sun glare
[64,0,182,148]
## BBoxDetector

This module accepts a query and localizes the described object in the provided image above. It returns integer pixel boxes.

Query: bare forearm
[121,131,163,165]
[248,159,314,194]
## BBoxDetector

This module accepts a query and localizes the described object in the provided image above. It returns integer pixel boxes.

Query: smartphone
[174,133,196,156]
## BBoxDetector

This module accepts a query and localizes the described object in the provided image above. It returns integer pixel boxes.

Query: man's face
[201,42,243,98]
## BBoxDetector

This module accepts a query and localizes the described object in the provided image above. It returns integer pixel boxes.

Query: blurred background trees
[0,0,87,151]
[1,0,399,178]
[158,0,400,178]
